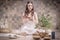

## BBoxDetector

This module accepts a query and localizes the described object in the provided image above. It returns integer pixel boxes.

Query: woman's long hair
[25,1,34,17]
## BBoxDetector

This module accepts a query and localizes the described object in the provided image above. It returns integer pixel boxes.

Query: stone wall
[0,0,59,30]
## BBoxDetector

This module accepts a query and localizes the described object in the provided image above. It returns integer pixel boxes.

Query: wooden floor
[0,35,60,40]
[0,30,60,40]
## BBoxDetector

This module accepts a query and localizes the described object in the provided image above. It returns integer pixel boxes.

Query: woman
[21,1,38,34]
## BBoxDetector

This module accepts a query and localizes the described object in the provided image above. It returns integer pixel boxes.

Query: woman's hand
[27,17,33,21]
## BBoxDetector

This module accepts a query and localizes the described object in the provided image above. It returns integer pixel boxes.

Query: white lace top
[20,12,38,34]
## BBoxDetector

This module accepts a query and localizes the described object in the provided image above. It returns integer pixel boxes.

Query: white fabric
[20,21,36,34]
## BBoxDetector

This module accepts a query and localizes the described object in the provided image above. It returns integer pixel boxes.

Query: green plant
[38,14,52,29]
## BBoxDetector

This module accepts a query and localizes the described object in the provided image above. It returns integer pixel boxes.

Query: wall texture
[0,0,59,30]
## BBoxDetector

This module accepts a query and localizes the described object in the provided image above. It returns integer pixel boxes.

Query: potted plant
[36,13,52,29]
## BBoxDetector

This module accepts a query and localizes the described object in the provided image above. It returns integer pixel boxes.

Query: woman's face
[28,3,33,11]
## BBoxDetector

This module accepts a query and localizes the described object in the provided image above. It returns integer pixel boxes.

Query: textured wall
[0,0,59,31]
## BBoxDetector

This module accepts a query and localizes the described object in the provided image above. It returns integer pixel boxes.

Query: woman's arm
[33,12,38,24]
[22,13,26,24]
